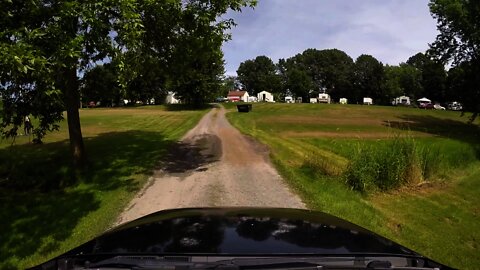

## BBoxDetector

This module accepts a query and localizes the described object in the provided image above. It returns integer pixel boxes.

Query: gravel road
[116,106,305,225]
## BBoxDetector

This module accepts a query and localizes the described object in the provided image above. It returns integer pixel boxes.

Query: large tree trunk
[65,66,86,169]
[61,16,86,169]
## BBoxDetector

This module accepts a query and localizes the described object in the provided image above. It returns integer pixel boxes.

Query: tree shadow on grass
[384,114,480,157]
[0,130,176,268]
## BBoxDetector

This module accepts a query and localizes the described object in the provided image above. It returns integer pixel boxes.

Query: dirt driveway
[116,106,305,225]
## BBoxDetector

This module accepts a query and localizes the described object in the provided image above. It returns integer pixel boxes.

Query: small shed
[363,97,373,105]
[227,90,249,102]
[339,98,348,104]
[257,91,274,102]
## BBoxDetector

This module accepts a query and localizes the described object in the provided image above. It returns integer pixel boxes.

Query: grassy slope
[226,103,480,269]
[0,105,207,269]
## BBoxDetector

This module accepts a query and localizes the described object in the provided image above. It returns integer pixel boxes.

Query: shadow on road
[159,134,222,175]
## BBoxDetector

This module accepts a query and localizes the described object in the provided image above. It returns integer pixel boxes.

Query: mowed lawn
[226,103,480,269]
[0,105,208,269]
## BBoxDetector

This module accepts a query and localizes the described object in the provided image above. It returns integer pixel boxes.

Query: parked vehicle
[420,103,434,109]
[447,102,463,111]
[215,97,229,102]
[87,101,97,108]
[434,104,446,110]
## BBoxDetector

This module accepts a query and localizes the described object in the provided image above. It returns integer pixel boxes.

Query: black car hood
[32,208,451,268]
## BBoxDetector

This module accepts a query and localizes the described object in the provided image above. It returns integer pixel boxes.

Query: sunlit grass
[226,102,480,269]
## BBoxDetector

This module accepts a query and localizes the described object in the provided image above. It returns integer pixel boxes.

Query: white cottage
[257,91,274,102]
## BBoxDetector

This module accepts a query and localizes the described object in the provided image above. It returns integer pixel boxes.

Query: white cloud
[222,0,439,75]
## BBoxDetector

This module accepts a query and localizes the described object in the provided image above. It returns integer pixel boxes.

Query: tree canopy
[0,0,256,167]
[237,55,280,95]
[353,55,385,104]
[429,0,480,120]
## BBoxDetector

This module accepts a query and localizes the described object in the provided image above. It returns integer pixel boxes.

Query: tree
[0,0,144,168]
[237,56,280,95]
[383,65,404,101]
[429,0,480,119]
[220,76,240,96]
[445,64,465,101]
[397,63,424,99]
[285,68,314,101]
[81,64,122,106]
[353,55,385,104]
[166,0,257,105]
[277,58,315,102]
[383,64,423,101]
[0,0,256,168]
[125,54,167,105]
[295,49,354,101]
[407,52,447,103]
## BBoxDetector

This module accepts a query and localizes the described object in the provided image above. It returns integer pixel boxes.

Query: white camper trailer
[318,93,331,104]
[393,96,411,106]
[363,97,373,105]
[285,96,294,103]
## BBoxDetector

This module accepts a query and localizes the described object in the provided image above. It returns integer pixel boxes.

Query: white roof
[417,97,431,102]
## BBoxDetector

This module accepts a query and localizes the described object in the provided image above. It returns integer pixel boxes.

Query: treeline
[233,49,454,105]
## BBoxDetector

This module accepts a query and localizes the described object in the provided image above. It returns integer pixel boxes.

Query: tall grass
[303,152,345,177]
[342,135,470,192]
[299,134,478,193]
[345,136,418,192]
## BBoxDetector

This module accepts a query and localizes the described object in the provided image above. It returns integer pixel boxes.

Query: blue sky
[222,0,439,76]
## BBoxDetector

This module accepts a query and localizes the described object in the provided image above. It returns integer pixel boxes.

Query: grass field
[226,103,480,269]
[0,105,208,269]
